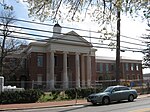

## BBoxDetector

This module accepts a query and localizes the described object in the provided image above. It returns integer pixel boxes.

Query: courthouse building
[2,24,144,90]
[24,23,97,89]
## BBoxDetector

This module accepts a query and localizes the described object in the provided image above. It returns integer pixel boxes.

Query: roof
[96,56,142,63]
[107,85,129,88]
[54,30,92,47]
[54,23,61,27]
[143,73,150,77]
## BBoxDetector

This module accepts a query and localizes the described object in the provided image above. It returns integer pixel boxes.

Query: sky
[2,0,150,73]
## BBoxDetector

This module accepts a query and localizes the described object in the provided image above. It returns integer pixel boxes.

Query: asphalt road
[6,97,150,112]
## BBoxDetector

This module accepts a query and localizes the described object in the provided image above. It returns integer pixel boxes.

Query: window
[96,63,103,73]
[111,64,114,71]
[100,63,103,73]
[37,55,43,67]
[10,58,16,67]
[120,87,129,91]
[125,63,129,71]
[112,87,120,92]
[131,64,134,71]
[106,63,109,72]
[137,74,140,80]
[136,64,139,71]
[96,63,100,71]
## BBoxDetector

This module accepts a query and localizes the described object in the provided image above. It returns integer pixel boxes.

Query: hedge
[0,89,44,104]
[38,87,103,102]
[0,88,103,104]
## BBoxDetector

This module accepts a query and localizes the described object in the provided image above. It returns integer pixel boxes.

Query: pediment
[53,30,92,47]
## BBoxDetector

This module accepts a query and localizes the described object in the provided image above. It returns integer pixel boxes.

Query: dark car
[87,85,138,105]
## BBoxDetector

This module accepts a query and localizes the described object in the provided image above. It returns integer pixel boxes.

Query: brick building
[24,23,97,89]
[2,24,144,89]
[96,56,143,84]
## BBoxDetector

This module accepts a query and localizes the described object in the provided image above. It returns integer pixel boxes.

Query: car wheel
[102,97,110,105]
[128,94,134,102]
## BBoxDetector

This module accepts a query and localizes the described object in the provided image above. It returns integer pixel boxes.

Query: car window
[120,87,129,91]
[104,86,113,92]
[112,87,120,92]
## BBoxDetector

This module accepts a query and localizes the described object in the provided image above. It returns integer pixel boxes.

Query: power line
[0,28,146,51]
[0,23,147,47]
[0,16,146,42]
[0,17,147,52]
[121,35,144,42]
[0,31,145,52]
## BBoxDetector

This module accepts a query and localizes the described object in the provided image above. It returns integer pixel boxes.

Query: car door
[110,87,122,101]
[119,87,130,100]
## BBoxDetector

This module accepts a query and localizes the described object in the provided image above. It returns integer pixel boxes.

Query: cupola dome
[53,23,62,37]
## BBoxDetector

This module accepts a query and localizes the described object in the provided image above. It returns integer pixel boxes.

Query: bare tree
[0,0,13,10]
[142,4,150,69]
[0,10,27,80]
[142,28,150,68]
[25,0,149,22]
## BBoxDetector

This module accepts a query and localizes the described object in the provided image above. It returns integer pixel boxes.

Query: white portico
[47,28,96,89]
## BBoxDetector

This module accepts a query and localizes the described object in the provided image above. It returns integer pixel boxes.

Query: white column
[50,51,55,89]
[87,54,91,87]
[46,52,50,89]
[75,52,80,88]
[81,55,85,87]
[63,51,68,89]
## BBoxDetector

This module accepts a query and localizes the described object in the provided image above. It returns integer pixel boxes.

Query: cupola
[53,23,62,37]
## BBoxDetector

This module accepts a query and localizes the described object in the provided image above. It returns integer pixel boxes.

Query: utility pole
[116,8,121,85]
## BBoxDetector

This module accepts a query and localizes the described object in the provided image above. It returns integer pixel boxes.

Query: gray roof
[143,73,150,77]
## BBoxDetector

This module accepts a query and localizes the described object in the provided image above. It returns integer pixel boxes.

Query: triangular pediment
[52,30,92,47]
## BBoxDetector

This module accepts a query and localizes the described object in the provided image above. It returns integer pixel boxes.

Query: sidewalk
[0,94,150,111]
[0,99,89,111]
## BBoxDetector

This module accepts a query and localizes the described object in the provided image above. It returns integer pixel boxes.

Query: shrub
[0,89,44,104]
[0,88,104,104]
[65,89,76,99]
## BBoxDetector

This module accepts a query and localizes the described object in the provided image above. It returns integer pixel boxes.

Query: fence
[3,79,150,94]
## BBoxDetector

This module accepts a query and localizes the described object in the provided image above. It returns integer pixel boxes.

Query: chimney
[53,23,62,38]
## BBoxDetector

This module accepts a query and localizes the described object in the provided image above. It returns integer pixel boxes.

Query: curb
[0,103,85,111]
[0,94,150,111]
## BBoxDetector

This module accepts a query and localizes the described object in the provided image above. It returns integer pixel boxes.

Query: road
[6,97,150,112]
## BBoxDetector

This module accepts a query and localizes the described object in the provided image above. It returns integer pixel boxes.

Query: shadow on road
[57,104,89,112]
[57,101,137,112]
[86,100,136,107]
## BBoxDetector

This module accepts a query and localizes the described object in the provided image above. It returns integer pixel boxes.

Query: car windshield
[104,86,114,92]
